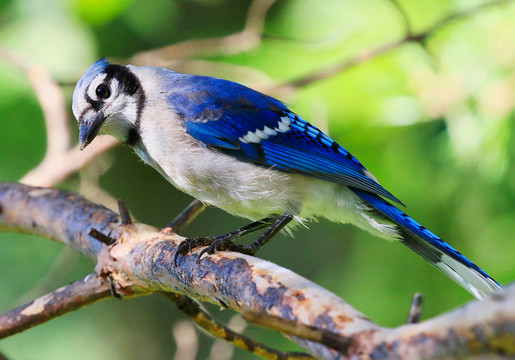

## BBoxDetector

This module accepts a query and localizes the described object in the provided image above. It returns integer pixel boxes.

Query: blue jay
[72,59,501,299]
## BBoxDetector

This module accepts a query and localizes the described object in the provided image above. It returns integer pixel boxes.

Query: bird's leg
[241,212,294,253]
[197,212,294,260]
[173,215,278,266]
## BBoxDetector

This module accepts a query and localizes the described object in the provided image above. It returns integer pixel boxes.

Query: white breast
[134,101,300,219]
[131,68,399,239]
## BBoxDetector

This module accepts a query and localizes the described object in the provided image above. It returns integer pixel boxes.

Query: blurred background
[0,0,514,358]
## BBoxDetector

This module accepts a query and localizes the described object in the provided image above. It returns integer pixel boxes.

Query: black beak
[79,112,105,150]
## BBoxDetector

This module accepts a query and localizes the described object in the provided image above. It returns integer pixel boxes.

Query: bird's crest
[75,58,110,92]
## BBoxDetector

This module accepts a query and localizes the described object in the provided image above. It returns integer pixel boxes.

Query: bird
[72,58,502,299]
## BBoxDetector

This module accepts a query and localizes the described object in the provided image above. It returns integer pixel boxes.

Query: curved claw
[197,238,224,263]
[172,215,283,266]
[173,242,188,266]
[174,231,260,266]
[174,237,213,266]
[197,247,210,263]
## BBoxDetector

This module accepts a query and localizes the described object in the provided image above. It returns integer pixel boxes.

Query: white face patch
[72,65,143,145]
[84,75,124,109]
[238,116,291,144]
[86,73,108,100]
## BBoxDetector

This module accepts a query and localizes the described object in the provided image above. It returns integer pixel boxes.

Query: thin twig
[242,0,277,35]
[284,0,513,89]
[242,310,352,353]
[0,48,69,155]
[89,228,116,246]
[284,40,405,89]
[130,0,277,66]
[406,293,424,324]
[163,199,207,234]
[172,320,198,360]
[21,137,119,187]
[165,293,315,360]
[117,198,132,225]
[1,183,514,359]
[0,274,110,339]
[409,0,513,43]
[389,0,413,36]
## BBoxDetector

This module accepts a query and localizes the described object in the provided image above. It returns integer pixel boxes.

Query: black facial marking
[104,64,140,95]
[130,83,147,145]
[125,125,141,146]
[82,63,147,146]
[102,64,147,146]
[84,90,103,111]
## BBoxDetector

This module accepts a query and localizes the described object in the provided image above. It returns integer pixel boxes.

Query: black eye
[95,84,111,99]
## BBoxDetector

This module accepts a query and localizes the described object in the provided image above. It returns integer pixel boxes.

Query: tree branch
[406,293,423,324]
[283,0,513,89]
[388,0,413,36]
[0,182,514,359]
[0,48,69,156]
[163,199,207,234]
[0,47,119,188]
[19,137,119,188]
[0,274,110,339]
[4,1,509,192]
[165,293,315,359]
[130,0,277,66]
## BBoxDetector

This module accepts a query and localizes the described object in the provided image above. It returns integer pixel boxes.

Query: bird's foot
[197,238,255,261]
[173,236,213,266]
[173,213,293,266]
[173,235,255,266]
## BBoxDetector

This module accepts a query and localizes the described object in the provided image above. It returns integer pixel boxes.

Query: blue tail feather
[350,188,501,299]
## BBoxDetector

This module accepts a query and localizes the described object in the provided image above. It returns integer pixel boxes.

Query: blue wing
[167,74,403,205]
[166,73,501,298]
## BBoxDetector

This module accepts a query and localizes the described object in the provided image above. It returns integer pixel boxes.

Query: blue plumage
[351,188,499,297]
[76,58,109,90]
[72,60,502,299]
[167,75,402,205]
[163,73,500,297]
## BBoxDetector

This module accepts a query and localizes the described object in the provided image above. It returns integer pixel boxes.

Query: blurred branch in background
[3,0,511,192]
[405,293,424,324]
[285,0,512,89]
[0,183,513,359]
[132,0,513,95]
[131,0,277,66]
[0,274,110,338]
[165,293,314,360]
[0,48,119,188]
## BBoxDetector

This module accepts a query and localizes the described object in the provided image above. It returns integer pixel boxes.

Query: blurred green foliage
[0,0,514,359]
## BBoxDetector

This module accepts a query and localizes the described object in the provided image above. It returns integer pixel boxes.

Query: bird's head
[72,58,144,150]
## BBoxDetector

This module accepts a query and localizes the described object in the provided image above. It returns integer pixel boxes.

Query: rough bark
[0,182,514,359]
